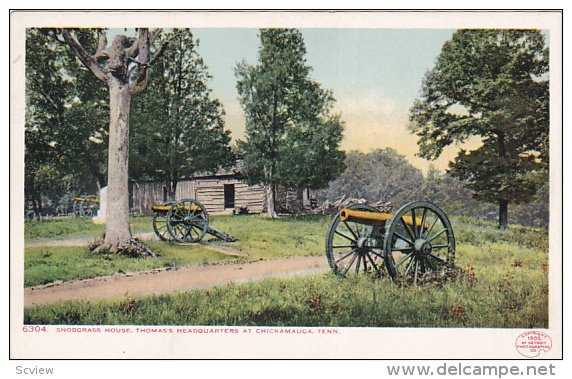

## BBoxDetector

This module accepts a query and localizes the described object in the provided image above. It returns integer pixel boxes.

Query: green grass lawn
[23,214,549,328]
[24,214,330,286]
[24,243,239,287]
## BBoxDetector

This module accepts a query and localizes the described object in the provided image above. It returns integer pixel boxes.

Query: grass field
[24,216,151,240]
[23,214,549,328]
[24,214,329,286]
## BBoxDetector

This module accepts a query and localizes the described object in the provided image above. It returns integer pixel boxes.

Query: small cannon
[151,198,237,243]
[56,195,99,217]
[326,201,455,284]
[71,195,100,218]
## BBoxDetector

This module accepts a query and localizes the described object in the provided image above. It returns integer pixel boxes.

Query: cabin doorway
[224,184,235,209]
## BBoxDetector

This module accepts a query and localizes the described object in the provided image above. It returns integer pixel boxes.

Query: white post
[93,186,107,224]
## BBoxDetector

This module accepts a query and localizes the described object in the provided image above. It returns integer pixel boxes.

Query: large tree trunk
[497,132,509,229]
[104,79,132,245]
[266,183,277,218]
[499,199,508,229]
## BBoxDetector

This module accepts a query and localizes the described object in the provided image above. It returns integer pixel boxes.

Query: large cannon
[326,201,455,284]
[151,198,237,243]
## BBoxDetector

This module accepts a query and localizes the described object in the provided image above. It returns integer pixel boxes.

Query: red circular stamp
[515,331,552,358]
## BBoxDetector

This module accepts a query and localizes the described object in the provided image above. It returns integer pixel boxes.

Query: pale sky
[190,28,482,174]
[110,28,480,173]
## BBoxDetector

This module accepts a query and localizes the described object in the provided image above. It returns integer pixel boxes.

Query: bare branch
[96,29,108,53]
[149,41,167,65]
[61,28,108,83]
[129,29,151,91]
[128,28,164,92]
[94,30,110,63]
[149,28,163,45]
[126,28,148,59]
[126,38,140,59]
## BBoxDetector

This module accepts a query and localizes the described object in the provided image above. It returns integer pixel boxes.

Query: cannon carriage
[56,194,100,218]
[73,195,100,218]
[151,198,237,243]
[326,201,455,284]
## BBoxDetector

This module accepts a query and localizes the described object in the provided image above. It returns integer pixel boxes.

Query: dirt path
[24,256,329,307]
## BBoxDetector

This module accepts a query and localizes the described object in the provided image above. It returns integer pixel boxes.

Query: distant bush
[318,150,549,227]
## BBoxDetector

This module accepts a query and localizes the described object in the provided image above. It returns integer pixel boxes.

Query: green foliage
[409,29,549,227]
[318,148,425,206]
[25,28,109,216]
[319,150,548,227]
[24,216,151,240]
[25,218,105,240]
[235,29,345,193]
[24,243,236,287]
[130,29,234,198]
[423,166,549,227]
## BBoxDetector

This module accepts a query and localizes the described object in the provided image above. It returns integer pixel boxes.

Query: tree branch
[93,29,110,63]
[96,29,107,53]
[129,28,164,92]
[149,28,163,45]
[126,35,140,59]
[149,41,167,65]
[61,28,107,83]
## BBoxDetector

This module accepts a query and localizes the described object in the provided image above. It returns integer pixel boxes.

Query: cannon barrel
[339,208,428,228]
[73,196,100,203]
[152,203,200,213]
[339,208,392,226]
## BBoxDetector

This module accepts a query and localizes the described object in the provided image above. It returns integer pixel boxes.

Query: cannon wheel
[326,203,386,277]
[79,203,95,218]
[79,197,98,218]
[384,201,455,285]
[152,208,172,241]
[166,199,209,243]
[72,199,82,217]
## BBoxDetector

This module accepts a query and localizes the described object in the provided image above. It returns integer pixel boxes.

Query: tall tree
[130,29,233,198]
[62,28,164,249]
[25,28,68,218]
[25,28,108,218]
[409,29,549,228]
[235,28,345,217]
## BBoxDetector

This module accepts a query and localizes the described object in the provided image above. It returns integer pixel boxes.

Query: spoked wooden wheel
[152,209,171,241]
[79,198,98,218]
[80,204,97,218]
[384,201,455,284]
[326,204,386,277]
[166,199,209,243]
[72,200,82,217]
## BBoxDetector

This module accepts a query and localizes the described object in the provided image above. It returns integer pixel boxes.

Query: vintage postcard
[10,10,562,359]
